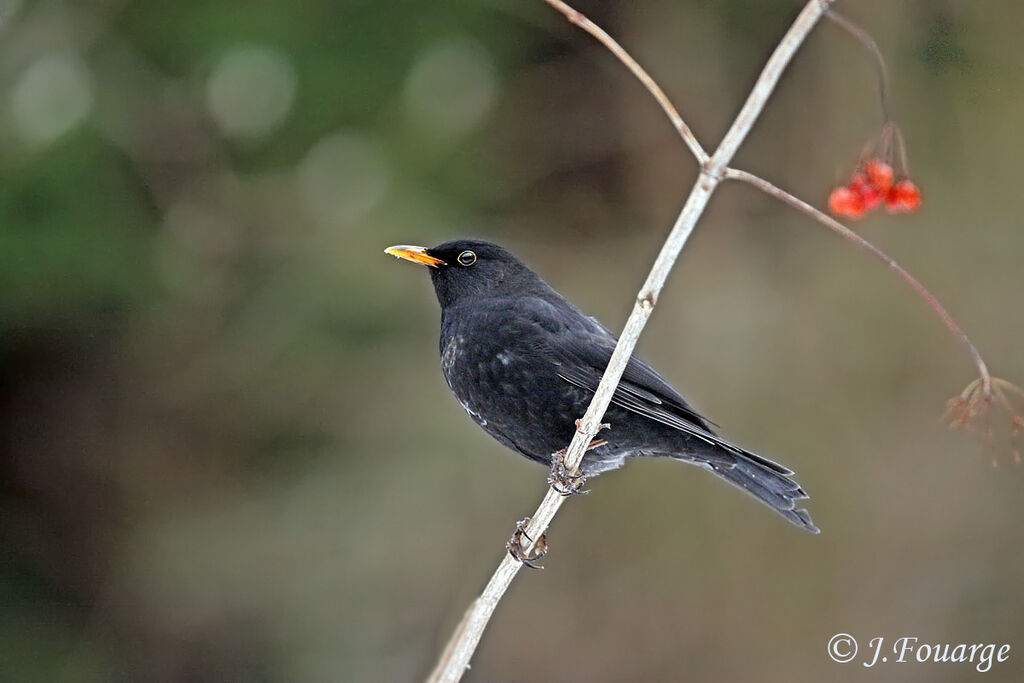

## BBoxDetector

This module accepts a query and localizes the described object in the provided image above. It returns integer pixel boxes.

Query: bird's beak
[384,245,446,268]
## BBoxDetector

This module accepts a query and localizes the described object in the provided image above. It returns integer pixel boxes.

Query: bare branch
[544,0,709,164]
[722,167,992,393]
[427,2,835,680]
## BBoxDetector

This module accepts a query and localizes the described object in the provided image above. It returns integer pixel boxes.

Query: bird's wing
[550,327,796,474]
[513,296,717,439]
[500,296,794,476]
[549,328,722,440]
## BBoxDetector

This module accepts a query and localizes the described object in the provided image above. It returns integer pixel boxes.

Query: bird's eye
[457,250,477,266]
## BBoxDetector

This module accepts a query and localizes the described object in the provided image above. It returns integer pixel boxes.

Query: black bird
[386,239,817,533]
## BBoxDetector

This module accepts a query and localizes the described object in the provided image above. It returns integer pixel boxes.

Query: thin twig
[825,9,891,123]
[722,167,992,394]
[544,0,709,164]
[426,2,835,680]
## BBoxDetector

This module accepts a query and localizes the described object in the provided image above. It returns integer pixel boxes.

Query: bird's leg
[506,517,547,569]
[548,448,585,495]
[548,421,610,495]
[548,449,588,496]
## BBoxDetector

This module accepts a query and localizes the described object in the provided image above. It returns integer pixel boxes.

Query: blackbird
[386,239,817,533]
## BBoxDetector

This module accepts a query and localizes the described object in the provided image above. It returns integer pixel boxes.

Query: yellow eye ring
[457,250,477,266]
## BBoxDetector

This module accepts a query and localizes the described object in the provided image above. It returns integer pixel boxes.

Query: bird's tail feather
[677,449,819,533]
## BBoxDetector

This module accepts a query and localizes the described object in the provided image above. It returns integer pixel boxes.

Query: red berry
[864,159,895,193]
[846,172,882,210]
[829,186,866,218]
[849,172,871,194]
[858,183,884,210]
[886,179,922,213]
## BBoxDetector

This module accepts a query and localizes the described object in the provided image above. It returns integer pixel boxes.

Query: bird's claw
[506,517,547,569]
[548,449,589,496]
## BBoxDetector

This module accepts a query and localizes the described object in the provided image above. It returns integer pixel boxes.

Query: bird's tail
[679,448,819,533]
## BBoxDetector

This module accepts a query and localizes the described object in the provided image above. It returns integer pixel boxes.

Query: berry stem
[826,9,892,124]
[886,121,912,178]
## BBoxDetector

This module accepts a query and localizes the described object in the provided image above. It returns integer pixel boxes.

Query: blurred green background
[1,0,1022,680]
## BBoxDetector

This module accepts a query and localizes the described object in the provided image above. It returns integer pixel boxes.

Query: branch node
[699,163,724,186]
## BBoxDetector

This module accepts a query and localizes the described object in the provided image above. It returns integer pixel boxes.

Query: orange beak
[384,245,446,268]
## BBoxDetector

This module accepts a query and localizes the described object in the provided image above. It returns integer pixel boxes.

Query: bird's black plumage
[386,239,817,532]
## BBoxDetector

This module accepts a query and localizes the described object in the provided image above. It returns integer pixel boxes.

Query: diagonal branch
[545,0,709,164]
[722,167,992,393]
[426,1,836,680]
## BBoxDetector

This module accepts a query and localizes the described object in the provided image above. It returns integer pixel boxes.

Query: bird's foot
[506,517,547,569]
[548,449,589,496]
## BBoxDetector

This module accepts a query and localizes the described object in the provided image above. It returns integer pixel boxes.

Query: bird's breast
[440,334,463,388]
[439,324,589,459]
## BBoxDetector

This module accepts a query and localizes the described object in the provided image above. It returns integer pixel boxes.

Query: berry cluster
[829,158,921,219]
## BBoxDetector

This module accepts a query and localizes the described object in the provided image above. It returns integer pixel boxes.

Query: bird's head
[385,239,545,309]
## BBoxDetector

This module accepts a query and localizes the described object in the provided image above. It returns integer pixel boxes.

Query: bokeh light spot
[297,131,390,226]
[206,45,297,140]
[402,37,498,138]
[0,0,24,30]
[10,53,93,145]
